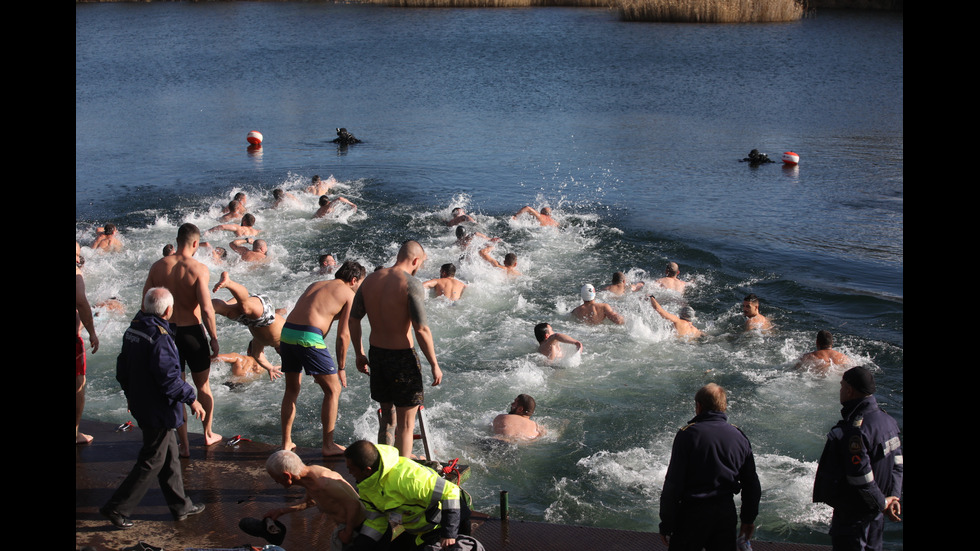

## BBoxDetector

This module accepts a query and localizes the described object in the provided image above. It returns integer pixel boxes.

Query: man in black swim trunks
[143,223,222,451]
[349,240,443,458]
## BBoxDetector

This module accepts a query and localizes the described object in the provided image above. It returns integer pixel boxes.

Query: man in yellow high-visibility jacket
[345,440,469,549]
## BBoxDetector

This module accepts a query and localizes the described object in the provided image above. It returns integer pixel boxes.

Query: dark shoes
[100,506,134,529]
[175,502,206,521]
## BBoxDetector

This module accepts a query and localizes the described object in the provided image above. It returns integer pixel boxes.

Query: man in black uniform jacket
[659,383,761,550]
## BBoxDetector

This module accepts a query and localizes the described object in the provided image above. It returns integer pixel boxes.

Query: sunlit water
[77,4,902,548]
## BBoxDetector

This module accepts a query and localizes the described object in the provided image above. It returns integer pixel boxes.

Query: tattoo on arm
[407,277,428,328]
[350,289,365,319]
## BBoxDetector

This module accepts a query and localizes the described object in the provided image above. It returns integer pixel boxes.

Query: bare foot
[76,432,94,445]
[322,442,347,457]
[212,271,231,293]
[204,432,223,446]
[282,442,297,452]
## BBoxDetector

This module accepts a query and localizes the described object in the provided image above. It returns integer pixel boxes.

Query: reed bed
[371,0,615,7]
[618,0,805,22]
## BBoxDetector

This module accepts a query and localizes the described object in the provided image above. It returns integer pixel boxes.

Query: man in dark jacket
[659,383,761,550]
[100,287,206,529]
[814,366,903,551]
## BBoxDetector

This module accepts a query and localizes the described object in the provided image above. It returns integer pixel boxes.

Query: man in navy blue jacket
[814,366,903,551]
[659,383,761,550]
[100,287,206,529]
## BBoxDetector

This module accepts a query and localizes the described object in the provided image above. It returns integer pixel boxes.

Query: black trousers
[668,496,738,551]
[103,426,194,518]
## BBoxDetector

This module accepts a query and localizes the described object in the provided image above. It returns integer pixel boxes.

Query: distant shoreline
[75,0,904,12]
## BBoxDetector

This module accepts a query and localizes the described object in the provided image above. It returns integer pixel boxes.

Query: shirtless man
[649,295,703,340]
[349,240,443,457]
[319,254,338,275]
[571,284,625,325]
[742,293,773,333]
[270,188,298,208]
[211,271,285,380]
[206,213,260,237]
[423,263,466,301]
[512,205,559,227]
[455,226,493,250]
[480,243,521,277]
[221,192,248,213]
[214,353,276,386]
[92,224,123,252]
[219,200,246,222]
[445,207,475,226]
[601,271,645,296]
[314,195,357,219]
[229,237,269,262]
[656,262,688,294]
[143,223,221,449]
[534,322,583,360]
[76,242,100,445]
[794,330,850,374]
[306,174,338,195]
[264,450,367,547]
[281,260,367,457]
[493,394,545,442]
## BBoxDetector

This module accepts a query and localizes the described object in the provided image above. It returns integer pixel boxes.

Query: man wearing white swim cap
[571,284,625,325]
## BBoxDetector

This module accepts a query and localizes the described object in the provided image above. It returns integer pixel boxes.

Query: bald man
[349,240,443,457]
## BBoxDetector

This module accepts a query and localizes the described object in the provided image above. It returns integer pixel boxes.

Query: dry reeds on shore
[618,0,805,22]
[370,0,615,7]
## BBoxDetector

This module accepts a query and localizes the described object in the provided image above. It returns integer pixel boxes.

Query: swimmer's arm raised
[550,332,583,353]
[649,295,680,324]
[479,245,503,269]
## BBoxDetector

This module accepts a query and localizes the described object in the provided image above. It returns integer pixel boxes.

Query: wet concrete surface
[76,419,829,551]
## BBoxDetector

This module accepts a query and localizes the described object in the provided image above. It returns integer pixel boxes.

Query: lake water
[76,4,903,549]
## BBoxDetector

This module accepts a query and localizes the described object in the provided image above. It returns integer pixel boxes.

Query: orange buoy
[247,130,263,145]
[782,151,799,165]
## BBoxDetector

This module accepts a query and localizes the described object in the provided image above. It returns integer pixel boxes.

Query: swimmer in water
[314,195,357,219]
[220,192,247,213]
[493,394,546,442]
[794,330,850,374]
[742,293,773,333]
[656,262,688,294]
[211,271,285,381]
[649,294,703,340]
[229,237,269,262]
[479,242,521,277]
[512,205,559,227]
[219,199,246,222]
[423,263,467,301]
[162,244,175,257]
[206,213,261,237]
[534,322,583,360]
[306,174,338,195]
[92,223,123,252]
[319,254,338,275]
[214,352,278,386]
[270,188,298,208]
[571,284,625,325]
[446,207,475,226]
[601,271,645,296]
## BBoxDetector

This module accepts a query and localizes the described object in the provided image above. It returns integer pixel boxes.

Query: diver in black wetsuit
[740,149,775,166]
[332,127,362,145]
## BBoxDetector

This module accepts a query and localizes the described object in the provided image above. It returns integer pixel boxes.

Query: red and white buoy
[782,151,799,165]
[247,130,263,145]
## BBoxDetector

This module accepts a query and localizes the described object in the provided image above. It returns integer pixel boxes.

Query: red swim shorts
[76,335,86,376]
